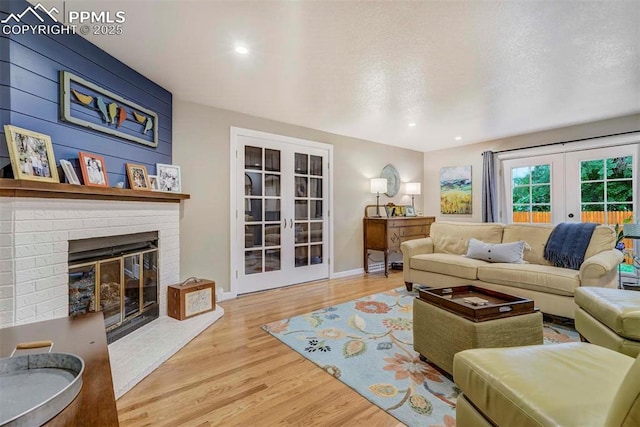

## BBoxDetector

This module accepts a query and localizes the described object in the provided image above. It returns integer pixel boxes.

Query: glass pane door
[294,153,324,267]
[578,156,633,224]
[244,146,282,275]
[502,154,564,224]
[566,145,636,267]
[235,131,330,294]
[511,164,551,223]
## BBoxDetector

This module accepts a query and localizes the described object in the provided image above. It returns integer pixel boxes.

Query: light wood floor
[117,271,406,426]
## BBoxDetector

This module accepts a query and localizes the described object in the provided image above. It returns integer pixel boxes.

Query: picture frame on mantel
[60,159,81,185]
[126,163,151,191]
[148,174,160,191]
[156,163,182,193]
[4,125,60,183]
[79,152,109,187]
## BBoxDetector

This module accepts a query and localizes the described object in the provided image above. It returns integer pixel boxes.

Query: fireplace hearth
[68,232,159,343]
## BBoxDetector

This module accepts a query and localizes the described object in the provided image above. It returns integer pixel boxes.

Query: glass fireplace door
[99,258,122,330]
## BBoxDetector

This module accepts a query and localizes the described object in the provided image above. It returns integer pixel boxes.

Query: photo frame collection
[384,203,417,218]
[3,125,182,193]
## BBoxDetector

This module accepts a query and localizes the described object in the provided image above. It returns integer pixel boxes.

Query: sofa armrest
[579,249,624,287]
[401,237,434,267]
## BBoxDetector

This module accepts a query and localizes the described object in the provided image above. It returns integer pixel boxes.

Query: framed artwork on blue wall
[4,125,60,183]
[60,71,159,148]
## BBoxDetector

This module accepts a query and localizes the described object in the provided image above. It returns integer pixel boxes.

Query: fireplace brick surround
[1,188,225,397]
[0,197,180,328]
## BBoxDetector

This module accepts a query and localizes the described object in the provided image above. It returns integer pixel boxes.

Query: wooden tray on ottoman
[418,285,535,322]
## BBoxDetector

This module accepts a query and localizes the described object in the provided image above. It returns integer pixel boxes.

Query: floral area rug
[262,287,578,427]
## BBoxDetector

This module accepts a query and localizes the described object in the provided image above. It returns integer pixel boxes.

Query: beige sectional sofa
[401,222,623,318]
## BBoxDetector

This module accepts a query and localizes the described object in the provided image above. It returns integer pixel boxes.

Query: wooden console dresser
[363,215,435,277]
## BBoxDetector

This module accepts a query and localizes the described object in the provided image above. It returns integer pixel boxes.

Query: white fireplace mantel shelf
[0,178,190,203]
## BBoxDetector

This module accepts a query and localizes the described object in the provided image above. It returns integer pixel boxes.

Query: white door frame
[229,127,334,298]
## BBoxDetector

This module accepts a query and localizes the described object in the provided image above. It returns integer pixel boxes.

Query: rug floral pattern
[262,287,577,427]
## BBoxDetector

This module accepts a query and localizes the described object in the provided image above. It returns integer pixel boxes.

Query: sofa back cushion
[584,225,616,259]
[503,224,616,266]
[431,222,504,255]
[503,224,554,265]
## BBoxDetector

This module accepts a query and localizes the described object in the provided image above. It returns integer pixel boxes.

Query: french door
[565,146,636,225]
[502,144,637,225]
[233,130,330,294]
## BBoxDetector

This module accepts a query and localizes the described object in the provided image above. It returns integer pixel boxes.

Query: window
[511,164,551,223]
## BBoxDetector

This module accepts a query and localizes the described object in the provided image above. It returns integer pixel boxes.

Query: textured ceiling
[38,1,640,151]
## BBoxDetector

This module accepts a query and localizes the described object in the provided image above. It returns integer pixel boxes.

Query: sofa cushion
[466,238,526,263]
[453,343,634,427]
[431,222,504,255]
[477,263,579,296]
[584,225,617,260]
[575,287,640,341]
[502,224,554,265]
[411,253,489,280]
[502,224,616,266]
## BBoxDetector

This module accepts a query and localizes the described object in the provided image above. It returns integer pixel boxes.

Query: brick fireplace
[0,196,180,328]
[1,183,225,398]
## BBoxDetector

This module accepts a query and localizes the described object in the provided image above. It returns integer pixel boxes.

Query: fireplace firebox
[68,232,159,343]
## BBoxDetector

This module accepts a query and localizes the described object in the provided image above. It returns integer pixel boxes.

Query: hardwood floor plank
[117,271,404,426]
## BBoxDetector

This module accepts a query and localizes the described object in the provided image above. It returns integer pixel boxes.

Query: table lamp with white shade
[406,182,421,208]
[370,178,388,217]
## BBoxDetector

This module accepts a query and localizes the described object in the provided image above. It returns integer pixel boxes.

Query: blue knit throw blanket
[544,222,597,270]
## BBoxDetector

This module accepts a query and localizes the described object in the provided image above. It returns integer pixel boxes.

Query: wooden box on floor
[167,278,216,320]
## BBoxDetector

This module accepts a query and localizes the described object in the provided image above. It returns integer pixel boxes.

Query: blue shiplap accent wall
[0,0,172,186]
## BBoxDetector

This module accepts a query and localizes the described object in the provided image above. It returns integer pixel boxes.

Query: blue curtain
[482,151,497,222]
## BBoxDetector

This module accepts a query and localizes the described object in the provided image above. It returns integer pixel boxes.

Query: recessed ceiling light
[408,123,416,127]
[455,136,462,141]
[235,45,249,55]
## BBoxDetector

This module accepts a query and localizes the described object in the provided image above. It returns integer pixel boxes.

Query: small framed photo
[79,152,109,187]
[156,163,182,193]
[4,125,59,183]
[126,163,151,191]
[405,206,417,217]
[60,159,81,185]
[148,174,160,191]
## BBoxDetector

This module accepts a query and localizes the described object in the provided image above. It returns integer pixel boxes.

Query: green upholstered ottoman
[413,297,543,374]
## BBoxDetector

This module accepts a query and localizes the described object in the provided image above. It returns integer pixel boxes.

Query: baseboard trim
[216,288,237,301]
[330,268,365,279]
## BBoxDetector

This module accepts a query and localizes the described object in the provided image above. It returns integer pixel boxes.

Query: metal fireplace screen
[68,232,159,343]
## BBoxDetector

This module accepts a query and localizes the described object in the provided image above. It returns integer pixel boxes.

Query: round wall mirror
[381,164,400,197]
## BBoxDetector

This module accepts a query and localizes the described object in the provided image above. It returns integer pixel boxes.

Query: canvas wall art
[440,165,472,214]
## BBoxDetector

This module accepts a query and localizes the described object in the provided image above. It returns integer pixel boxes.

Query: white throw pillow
[465,238,526,263]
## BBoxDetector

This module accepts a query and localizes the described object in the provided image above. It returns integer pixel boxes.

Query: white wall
[423,113,640,221]
[173,100,424,293]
